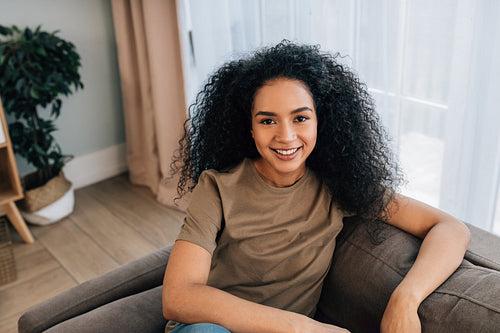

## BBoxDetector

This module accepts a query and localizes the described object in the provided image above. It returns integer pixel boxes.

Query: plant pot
[18,172,75,225]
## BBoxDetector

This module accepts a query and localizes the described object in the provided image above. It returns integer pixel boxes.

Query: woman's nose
[276,123,296,141]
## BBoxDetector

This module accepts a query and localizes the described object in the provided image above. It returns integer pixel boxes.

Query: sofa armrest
[18,244,173,333]
[317,217,500,333]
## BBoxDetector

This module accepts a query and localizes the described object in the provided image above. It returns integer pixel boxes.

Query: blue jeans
[172,323,231,333]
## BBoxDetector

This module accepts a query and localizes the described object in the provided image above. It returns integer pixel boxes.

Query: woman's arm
[162,240,349,333]
[381,194,471,332]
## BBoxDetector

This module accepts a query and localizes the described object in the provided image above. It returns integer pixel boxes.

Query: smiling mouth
[271,147,300,156]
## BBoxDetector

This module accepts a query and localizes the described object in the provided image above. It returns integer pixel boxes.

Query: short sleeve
[176,171,223,255]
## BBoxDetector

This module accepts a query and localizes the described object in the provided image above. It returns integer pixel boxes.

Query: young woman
[162,42,470,333]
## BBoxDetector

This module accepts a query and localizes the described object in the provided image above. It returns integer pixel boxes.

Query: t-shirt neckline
[246,158,311,193]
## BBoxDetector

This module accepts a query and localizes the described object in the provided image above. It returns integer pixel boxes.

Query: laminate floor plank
[115,175,186,233]
[0,312,21,333]
[0,242,66,332]
[85,178,182,247]
[0,242,60,292]
[35,219,119,283]
[0,267,77,323]
[70,189,157,264]
[117,174,186,220]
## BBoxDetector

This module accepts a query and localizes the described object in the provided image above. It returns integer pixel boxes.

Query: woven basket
[18,172,72,213]
[0,216,17,286]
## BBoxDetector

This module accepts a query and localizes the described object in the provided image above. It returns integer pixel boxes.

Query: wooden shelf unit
[0,97,34,243]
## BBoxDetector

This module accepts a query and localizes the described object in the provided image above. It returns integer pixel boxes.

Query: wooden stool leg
[4,201,34,244]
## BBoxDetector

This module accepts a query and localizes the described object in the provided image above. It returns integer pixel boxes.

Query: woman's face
[251,78,317,187]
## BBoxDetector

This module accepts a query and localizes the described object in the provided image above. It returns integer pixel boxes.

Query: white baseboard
[63,143,128,189]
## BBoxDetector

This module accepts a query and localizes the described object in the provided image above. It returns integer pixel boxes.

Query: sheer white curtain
[176,0,500,235]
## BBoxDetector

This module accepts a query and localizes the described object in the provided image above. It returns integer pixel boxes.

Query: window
[177,0,500,235]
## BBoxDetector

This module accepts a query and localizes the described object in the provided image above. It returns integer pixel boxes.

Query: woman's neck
[252,158,306,188]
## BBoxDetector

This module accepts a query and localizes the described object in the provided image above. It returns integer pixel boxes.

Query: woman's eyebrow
[254,111,276,117]
[291,107,313,114]
[254,107,313,117]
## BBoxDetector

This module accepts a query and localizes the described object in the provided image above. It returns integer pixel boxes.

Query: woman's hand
[380,287,421,333]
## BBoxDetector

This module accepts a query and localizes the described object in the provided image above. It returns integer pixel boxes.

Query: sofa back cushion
[317,216,500,333]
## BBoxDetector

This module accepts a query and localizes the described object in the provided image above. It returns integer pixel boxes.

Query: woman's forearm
[393,219,470,305]
[164,281,300,333]
[163,282,348,333]
[382,196,471,332]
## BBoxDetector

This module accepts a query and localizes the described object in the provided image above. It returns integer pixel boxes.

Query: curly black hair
[171,41,403,220]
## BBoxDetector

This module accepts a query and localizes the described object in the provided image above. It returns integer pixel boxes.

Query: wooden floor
[0,173,185,332]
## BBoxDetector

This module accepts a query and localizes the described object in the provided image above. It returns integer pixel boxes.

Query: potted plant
[0,24,83,225]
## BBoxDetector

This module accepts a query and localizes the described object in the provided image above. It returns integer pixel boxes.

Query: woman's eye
[295,115,308,122]
[261,119,275,125]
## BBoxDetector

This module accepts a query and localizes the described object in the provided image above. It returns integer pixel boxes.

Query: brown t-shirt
[176,158,345,317]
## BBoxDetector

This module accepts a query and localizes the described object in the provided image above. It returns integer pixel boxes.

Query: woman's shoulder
[199,158,249,180]
[196,158,252,191]
[189,159,253,211]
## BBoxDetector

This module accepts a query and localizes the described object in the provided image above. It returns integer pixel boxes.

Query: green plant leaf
[33,143,47,156]
[36,46,47,57]
[24,27,33,40]
[8,121,24,144]
[30,87,40,99]
[51,99,62,117]
[15,78,25,93]
[0,25,13,36]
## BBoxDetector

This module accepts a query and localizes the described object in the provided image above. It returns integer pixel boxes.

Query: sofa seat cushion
[317,217,500,333]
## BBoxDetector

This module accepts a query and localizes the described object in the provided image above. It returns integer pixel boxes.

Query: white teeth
[274,148,299,155]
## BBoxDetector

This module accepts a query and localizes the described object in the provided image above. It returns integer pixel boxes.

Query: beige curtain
[111,0,187,210]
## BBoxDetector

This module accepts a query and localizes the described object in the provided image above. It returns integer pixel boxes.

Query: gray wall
[0,0,125,175]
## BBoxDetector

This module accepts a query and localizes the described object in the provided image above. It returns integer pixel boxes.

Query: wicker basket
[0,216,17,286]
[19,172,72,213]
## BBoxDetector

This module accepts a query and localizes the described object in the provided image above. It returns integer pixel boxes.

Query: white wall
[0,0,126,186]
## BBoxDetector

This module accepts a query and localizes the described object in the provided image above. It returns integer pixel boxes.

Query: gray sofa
[19,217,500,333]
